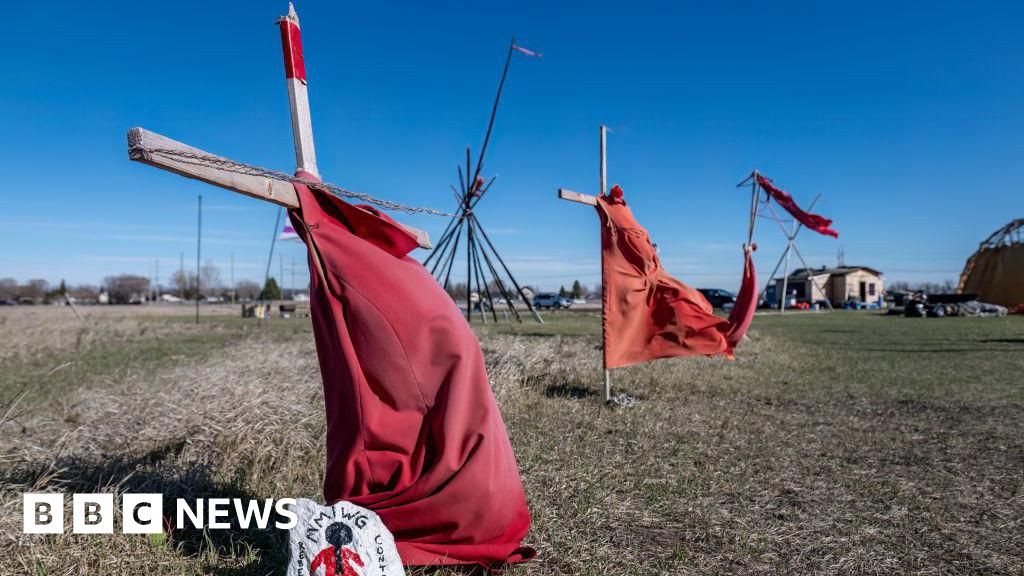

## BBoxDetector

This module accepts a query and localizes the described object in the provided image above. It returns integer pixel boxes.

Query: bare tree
[20,279,50,303]
[170,270,198,300]
[200,260,222,297]
[888,280,956,294]
[68,284,100,302]
[0,278,17,300]
[103,275,151,304]
[235,280,261,301]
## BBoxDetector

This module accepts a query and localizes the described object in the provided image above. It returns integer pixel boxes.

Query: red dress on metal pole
[288,174,534,567]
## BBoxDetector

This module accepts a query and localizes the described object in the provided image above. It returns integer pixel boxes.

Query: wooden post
[63,291,83,321]
[598,126,610,402]
[278,3,319,178]
[557,125,612,403]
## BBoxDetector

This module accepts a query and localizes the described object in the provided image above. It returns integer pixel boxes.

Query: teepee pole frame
[425,38,542,324]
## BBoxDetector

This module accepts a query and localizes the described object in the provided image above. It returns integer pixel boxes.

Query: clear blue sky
[3,1,1022,292]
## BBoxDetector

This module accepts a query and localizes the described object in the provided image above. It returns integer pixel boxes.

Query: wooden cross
[126,3,431,250]
[557,125,611,402]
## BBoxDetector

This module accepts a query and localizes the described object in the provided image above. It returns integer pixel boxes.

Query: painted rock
[287,498,403,576]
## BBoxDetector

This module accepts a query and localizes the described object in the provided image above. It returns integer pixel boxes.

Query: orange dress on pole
[288,173,534,567]
[597,185,756,368]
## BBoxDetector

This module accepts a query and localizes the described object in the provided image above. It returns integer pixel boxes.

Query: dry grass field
[1,305,1022,575]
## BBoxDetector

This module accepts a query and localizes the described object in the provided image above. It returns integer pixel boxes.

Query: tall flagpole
[599,125,610,403]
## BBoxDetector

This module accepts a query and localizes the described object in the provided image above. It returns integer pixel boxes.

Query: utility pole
[179,252,185,300]
[230,252,236,303]
[196,193,202,324]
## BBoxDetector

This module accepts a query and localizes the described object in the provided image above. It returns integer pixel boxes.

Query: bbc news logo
[23,494,298,534]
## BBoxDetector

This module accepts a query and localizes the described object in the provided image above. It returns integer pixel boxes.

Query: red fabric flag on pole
[597,186,756,368]
[755,174,838,238]
[288,174,534,567]
[512,44,543,58]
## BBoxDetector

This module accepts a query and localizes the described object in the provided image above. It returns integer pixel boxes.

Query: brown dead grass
[0,306,1022,575]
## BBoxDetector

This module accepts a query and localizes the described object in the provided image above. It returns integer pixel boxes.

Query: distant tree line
[888,280,957,294]
[442,279,600,301]
[1,261,305,305]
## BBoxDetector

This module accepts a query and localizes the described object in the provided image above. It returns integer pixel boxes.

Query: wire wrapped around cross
[127,128,451,217]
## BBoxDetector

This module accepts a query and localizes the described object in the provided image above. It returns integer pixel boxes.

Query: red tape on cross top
[279,19,307,82]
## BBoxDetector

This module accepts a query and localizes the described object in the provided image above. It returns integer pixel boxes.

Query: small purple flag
[277,223,302,242]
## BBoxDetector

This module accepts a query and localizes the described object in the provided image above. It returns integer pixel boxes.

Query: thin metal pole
[195,194,202,324]
[757,247,791,308]
[763,196,824,312]
[788,241,835,312]
[599,125,610,402]
[779,240,793,313]
[263,207,283,304]
[748,171,760,247]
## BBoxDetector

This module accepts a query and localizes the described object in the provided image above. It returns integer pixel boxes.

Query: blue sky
[3,1,1022,292]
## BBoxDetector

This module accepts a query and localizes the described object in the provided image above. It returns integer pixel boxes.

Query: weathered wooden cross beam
[126,3,431,250]
[127,128,432,248]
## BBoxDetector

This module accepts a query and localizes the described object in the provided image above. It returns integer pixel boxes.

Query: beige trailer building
[777,266,884,307]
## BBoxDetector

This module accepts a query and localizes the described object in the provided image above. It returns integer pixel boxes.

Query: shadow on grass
[977,337,1024,345]
[2,440,288,576]
[544,383,596,399]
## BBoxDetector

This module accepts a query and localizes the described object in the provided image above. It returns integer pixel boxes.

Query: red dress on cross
[288,174,534,567]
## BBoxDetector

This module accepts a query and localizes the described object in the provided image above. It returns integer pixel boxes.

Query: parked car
[533,293,572,309]
[697,288,736,309]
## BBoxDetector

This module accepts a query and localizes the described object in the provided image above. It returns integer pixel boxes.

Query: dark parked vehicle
[697,288,736,309]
